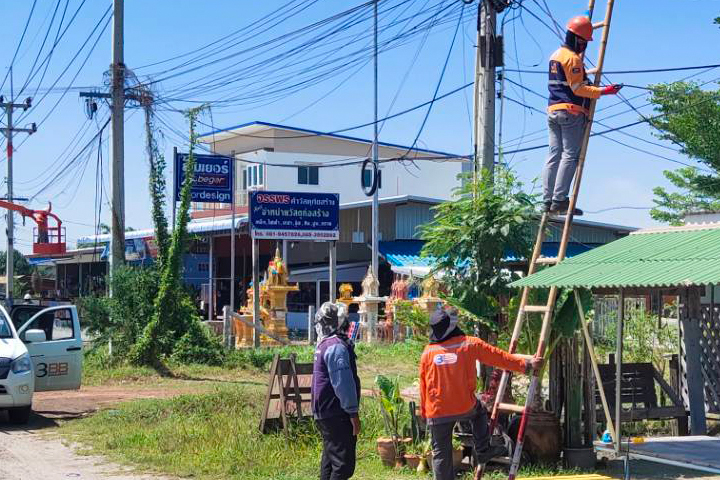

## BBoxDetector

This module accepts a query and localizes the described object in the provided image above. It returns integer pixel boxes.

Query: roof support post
[615,288,624,453]
[680,287,708,435]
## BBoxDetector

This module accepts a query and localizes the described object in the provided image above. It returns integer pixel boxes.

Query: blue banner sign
[250,191,340,240]
[175,152,234,203]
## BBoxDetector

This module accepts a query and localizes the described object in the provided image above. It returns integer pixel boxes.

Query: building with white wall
[195,121,471,214]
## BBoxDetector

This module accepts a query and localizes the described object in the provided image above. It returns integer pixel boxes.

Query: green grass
[61,386,580,480]
[82,340,425,389]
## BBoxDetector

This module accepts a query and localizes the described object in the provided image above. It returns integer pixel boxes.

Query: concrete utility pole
[1,95,36,306]
[110,0,126,272]
[371,0,380,279]
[473,0,501,178]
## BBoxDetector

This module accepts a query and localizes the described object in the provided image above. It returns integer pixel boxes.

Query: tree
[419,168,536,325]
[0,250,33,276]
[648,73,720,223]
[129,106,222,367]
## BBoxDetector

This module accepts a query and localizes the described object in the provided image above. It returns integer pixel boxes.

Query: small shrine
[234,246,299,347]
[415,274,443,315]
[355,267,385,342]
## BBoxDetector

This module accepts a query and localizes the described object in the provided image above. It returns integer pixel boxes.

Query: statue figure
[361,266,380,298]
[267,246,289,286]
[339,283,354,302]
[421,274,440,299]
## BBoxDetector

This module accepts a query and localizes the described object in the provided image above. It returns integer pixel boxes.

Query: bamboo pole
[574,289,617,445]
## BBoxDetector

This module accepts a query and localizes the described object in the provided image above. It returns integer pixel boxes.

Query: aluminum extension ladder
[480,1,617,479]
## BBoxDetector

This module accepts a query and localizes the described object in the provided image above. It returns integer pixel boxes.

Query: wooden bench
[595,362,688,435]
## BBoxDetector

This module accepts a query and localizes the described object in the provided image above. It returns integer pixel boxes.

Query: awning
[289,262,369,283]
[27,257,56,266]
[510,223,720,289]
[380,240,598,276]
[76,216,248,247]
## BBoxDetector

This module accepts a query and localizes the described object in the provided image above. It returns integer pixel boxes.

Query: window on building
[361,169,382,189]
[245,165,265,188]
[298,166,319,185]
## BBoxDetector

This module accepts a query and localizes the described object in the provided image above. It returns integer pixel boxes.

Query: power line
[0,0,39,95]
[504,63,720,76]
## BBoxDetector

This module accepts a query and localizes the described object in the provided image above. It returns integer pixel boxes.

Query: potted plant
[375,375,406,468]
[402,400,429,470]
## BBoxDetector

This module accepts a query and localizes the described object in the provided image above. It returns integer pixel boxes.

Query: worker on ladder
[543,15,623,216]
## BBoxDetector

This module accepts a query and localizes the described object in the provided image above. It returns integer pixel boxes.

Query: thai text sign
[250,191,339,240]
[175,152,234,203]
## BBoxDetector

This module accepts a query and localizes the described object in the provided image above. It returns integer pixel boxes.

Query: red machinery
[0,200,66,254]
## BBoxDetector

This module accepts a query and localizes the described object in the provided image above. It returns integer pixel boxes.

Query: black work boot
[549,199,583,216]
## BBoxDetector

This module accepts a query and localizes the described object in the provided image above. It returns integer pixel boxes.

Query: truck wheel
[8,406,31,425]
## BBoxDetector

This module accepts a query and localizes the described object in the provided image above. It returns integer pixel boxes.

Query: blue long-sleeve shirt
[311,334,361,420]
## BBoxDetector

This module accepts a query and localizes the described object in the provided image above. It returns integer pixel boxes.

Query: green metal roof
[510,225,720,289]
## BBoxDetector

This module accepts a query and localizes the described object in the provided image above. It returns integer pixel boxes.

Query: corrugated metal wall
[338,204,396,243]
[396,203,434,239]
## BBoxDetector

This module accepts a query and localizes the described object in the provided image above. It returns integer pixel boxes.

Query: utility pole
[1,95,36,306]
[371,0,379,279]
[473,0,506,179]
[110,0,125,272]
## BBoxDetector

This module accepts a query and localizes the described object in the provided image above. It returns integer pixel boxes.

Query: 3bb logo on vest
[433,353,458,366]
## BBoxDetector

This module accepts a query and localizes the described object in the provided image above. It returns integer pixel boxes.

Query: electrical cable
[0,0,39,95]
[504,63,720,75]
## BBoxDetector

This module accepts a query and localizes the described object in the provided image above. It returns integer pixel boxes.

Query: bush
[78,266,159,355]
[171,321,226,366]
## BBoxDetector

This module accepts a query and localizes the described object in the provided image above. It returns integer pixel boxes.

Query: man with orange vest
[543,15,623,216]
[419,308,542,480]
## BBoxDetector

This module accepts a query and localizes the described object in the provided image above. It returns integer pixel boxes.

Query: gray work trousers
[429,403,490,480]
[543,110,587,204]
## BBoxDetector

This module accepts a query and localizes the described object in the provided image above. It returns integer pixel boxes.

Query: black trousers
[429,403,490,480]
[316,414,357,480]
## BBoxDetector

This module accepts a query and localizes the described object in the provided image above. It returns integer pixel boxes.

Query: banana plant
[375,375,405,463]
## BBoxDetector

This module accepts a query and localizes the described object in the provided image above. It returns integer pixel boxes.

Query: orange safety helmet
[566,15,593,41]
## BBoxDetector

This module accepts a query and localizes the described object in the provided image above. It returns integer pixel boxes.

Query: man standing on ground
[419,308,542,480]
[311,302,361,480]
[543,15,623,216]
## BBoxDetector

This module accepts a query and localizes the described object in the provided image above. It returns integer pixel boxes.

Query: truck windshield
[0,316,12,339]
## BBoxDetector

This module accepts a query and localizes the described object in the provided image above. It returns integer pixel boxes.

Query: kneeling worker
[419,308,542,480]
[543,15,623,215]
[311,302,361,480]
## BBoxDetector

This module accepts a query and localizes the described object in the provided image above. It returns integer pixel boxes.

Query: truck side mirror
[24,329,47,343]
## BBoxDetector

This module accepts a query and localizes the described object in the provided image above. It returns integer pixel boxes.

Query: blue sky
[0,0,718,254]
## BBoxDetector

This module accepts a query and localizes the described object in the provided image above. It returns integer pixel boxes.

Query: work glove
[600,84,623,95]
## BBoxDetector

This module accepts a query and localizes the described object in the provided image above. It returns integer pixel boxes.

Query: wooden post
[615,288,624,453]
[575,289,617,444]
[680,287,708,435]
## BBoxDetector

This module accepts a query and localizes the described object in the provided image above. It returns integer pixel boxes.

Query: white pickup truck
[0,305,82,424]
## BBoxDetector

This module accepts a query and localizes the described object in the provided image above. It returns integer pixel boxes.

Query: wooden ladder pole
[557,0,615,264]
[507,2,617,478]
[487,213,551,435]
